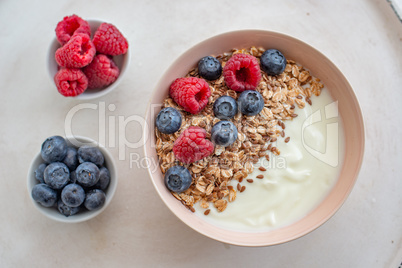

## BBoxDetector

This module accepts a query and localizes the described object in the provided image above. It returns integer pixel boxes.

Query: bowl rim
[47,19,131,100]
[143,29,365,246]
[27,135,118,223]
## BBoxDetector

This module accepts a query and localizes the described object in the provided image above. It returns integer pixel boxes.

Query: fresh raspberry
[55,15,91,46]
[55,33,96,68]
[173,126,214,164]
[169,77,211,115]
[83,54,120,89]
[54,68,88,97]
[92,23,128,56]
[223,53,261,92]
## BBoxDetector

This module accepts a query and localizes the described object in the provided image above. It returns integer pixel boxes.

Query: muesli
[155,46,324,214]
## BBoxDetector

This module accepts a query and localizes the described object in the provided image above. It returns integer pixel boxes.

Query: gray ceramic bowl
[27,136,118,223]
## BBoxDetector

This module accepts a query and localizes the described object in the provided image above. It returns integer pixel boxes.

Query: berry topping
[164,166,192,193]
[75,162,100,187]
[83,54,120,89]
[84,189,106,211]
[43,162,70,190]
[63,146,78,171]
[61,183,85,208]
[260,49,287,76]
[198,56,222,80]
[41,136,68,163]
[55,14,91,46]
[238,90,265,116]
[223,53,261,92]
[31,184,58,207]
[55,33,96,68]
[169,77,211,115]
[173,126,214,164]
[54,68,88,97]
[57,199,80,217]
[92,23,128,56]
[77,145,105,167]
[211,121,238,147]
[213,96,238,120]
[156,107,182,134]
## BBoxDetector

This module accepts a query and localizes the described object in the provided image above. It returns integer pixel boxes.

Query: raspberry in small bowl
[27,135,118,223]
[47,16,130,100]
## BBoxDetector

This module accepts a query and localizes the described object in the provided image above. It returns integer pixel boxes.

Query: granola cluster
[155,47,324,213]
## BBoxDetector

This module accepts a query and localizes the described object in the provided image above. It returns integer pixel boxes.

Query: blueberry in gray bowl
[70,170,77,184]
[34,163,47,183]
[84,189,106,211]
[57,199,80,216]
[77,145,104,167]
[61,183,85,208]
[63,146,78,171]
[43,162,70,190]
[31,183,58,207]
[75,162,100,187]
[94,167,110,191]
[41,136,68,163]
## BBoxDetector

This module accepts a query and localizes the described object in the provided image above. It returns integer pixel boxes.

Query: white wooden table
[0,0,401,267]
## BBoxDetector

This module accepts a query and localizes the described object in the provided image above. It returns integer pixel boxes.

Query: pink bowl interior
[144,30,365,246]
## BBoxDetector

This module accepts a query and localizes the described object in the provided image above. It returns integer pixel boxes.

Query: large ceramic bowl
[27,135,118,223]
[143,30,364,246]
[47,19,130,100]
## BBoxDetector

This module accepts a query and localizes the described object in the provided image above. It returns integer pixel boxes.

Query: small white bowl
[27,136,118,223]
[47,19,130,100]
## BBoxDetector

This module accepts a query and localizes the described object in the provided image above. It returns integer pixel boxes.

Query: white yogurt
[194,89,345,232]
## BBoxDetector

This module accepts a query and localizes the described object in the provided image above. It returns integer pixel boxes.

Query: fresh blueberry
[164,166,192,193]
[43,162,70,190]
[213,96,238,120]
[94,167,110,191]
[41,136,68,163]
[77,146,104,166]
[84,189,106,211]
[57,199,80,217]
[238,90,264,116]
[198,56,222,80]
[70,170,77,184]
[34,163,47,183]
[260,49,287,76]
[61,183,85,207]
[156,107,182,134]
[211,121,238,147]
[31,183,58,207]
[63,146,78,171]
[75,162,100,187]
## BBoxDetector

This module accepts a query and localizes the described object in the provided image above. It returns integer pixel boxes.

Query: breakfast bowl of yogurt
[143,30,364,246]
